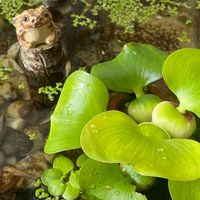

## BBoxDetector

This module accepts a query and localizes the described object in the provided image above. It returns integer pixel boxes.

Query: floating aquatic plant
[91,42,167,122]
[43,43,200,200]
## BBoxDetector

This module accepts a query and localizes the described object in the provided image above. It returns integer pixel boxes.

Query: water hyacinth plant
[91,43,167,123]
[44,43,200,199]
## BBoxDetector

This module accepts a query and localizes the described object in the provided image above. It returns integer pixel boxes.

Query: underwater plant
[43,42,200,199]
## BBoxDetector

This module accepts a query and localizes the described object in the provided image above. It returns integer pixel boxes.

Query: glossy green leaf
[91,42,167,95]
[169,179,200,200]
[79,159,147,200]
[45,70,109,154]
[162,48,200,117]
[53,156,74,174]
[81,111,200,181]
[41,168,63,186]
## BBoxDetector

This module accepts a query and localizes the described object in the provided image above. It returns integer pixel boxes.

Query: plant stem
[176,104,186,114]
[134,87,145,98]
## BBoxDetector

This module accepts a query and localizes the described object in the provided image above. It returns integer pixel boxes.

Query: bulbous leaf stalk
[127,94,161,123]
[152,101,196,138]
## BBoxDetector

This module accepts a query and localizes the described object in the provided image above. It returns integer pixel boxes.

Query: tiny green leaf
[34,179,42,188]
[81,111,200,181]
[53,156,74,174]
[35,188,45,198]
[79,159,147,200]
[69,170,80,189]
[41,168,63,186]
[62,182,80,200]
[48,179,66,196]
[168,179,200,200]
[76,153,88,168]
[45,70,109,154]
[91,42,167,95]
[162,48,200,117]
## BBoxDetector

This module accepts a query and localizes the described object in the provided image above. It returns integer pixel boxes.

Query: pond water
[0,1,200,199]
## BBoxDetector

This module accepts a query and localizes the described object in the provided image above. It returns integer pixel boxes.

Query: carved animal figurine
[13,6,69,107]
[13,5,60,49]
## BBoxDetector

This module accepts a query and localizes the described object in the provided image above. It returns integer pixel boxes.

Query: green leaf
[53,156,74,174]
[44,70,109,154]
[41,168,63,186]
[81,111,200,181]
[48,179,66,196]
[168,179,200,200]
[62,182,80,200]
[79,159,147,200]
[91,42,167,95]
[69,170,80,189]
[121,164,156,191]
[162,48,200,117]
[76,153,88,168]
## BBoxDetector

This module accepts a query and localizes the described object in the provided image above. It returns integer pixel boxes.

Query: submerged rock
[0,82,17,101]
[2,127,33,157]
[24,126,45,154]
[0,151,5,166]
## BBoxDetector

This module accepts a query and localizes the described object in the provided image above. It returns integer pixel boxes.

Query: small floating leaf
[81,111,200,181]
[48,179,66,196]
[45,70,109,154]
[79,159,147,200]
[62,182,80,200]
[162,48,200,117]
[41,168,63,186]
[169,179,200,200]
[76,153,88,168]
[91,42,167,95]
[69,170,80,189]
[53,156,74,174]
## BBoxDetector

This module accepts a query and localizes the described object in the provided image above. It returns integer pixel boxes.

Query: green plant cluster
[34,154,86,200]
[43,42,200,199]
[71,14,97,29]
[72,0,190,33]
[35,153,149,199]
[0,0,43,22]
[38,82,63,102]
